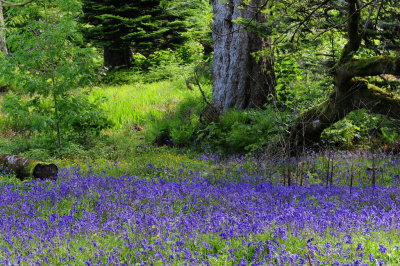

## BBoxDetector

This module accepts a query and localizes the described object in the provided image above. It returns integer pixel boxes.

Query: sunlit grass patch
[56,146,214,179]
[89,81,195,128]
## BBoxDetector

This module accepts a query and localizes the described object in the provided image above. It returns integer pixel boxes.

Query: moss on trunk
[0,155,58,180]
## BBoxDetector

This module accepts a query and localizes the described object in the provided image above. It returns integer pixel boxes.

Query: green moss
[345,56,398,73]
[362,83,400,101]
[0,155,57,180]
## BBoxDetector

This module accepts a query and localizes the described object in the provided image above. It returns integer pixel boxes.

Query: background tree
[173,0,213,55]
[80,0,188,68]
[211,0,276,111]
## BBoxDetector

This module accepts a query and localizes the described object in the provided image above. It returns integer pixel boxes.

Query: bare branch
[290,0,330,42]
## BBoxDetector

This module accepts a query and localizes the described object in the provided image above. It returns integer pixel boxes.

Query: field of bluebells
[0,151,400,265]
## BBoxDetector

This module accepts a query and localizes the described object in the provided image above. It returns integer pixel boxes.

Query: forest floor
[0,79,399,264]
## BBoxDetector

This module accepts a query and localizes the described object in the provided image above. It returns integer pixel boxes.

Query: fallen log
[0,154,58,180]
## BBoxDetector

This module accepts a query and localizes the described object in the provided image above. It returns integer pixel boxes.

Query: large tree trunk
[291,0,400,149]
[211,0,275,111]
[0,2,8,56]
[104,45,131,68]
[0,155,58,180]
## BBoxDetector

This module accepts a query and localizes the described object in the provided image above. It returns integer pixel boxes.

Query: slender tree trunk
[211,0,275,111]
[104,45,131,68]
[0,2,8,56]
[51,60,61,150]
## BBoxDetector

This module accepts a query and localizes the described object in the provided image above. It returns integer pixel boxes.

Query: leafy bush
[147,95,205,147]
[1,92,112,151]
[148,95,284,154]
[62,96,113,142]
[2,93,53,135]
[322,119,362,148]
[201,108,280,153]
[381,127,399,145]
[321,109,400,148]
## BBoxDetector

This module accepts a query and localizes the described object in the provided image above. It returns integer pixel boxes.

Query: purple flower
[369,253,375,263]
[379,244,387,254]
[1,153,400,264]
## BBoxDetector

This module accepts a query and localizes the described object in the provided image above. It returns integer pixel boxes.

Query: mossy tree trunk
[0,155,58,180]
[291,0,400,149]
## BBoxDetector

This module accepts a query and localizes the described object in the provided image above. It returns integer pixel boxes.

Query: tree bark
[290,0,400,149]
[104,45,131,68]
[0,155,58,180]
[211,0,275,111]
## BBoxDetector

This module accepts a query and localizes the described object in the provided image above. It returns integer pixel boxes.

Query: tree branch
[338,0,362,64]
[290,81,400,147]
[361,83,400,119]
[290,0,330,42]
[344,56,400,77]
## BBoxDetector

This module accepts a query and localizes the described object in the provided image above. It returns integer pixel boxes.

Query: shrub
[148,97,284,154]
[1,92,55,135]
[147,95,205,147]
[321,109,399,148]
[201,108,279,153]
[322,118,362,148]
[1,92,112,153]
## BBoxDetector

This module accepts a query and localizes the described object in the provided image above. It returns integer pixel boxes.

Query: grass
[89,63,211,130]
[0,71,211,160]
[89,81,191,128]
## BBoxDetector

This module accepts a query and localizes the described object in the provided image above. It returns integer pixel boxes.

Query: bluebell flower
[369,253,375,263]
[379,244,387,254]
